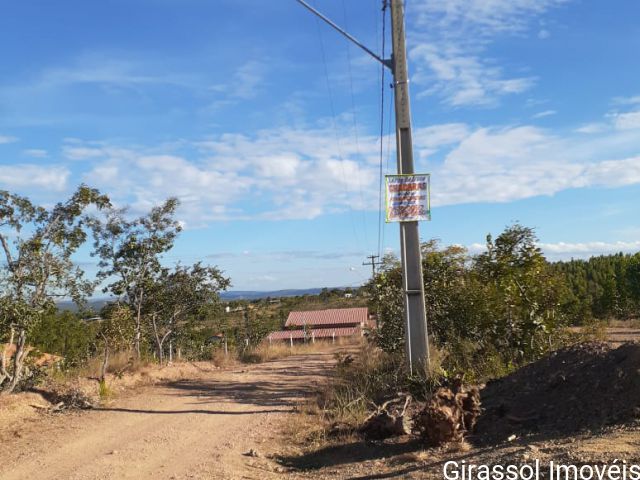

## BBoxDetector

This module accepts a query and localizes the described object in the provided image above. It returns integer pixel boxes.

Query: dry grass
[566,320,609,343]
[81,350,150,379]
[41,350,153,405]
[280,341,451,454]
[282,399,331,447]
[210,348,238,368]
[608,318,640,329]
[239,339,357,364]
[45,350,141,386]
[582,320,609,341]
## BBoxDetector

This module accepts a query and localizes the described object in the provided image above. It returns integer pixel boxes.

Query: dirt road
[0,351,335,480]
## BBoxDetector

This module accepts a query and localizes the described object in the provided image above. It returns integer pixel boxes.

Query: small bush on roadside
[210,347,237,368]
[312,339,514,442]
[318,343,420,427]
[82,350,145,379]
[98,379,113,400]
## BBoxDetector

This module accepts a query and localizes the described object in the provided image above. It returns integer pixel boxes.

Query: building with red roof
[266,307,371,343]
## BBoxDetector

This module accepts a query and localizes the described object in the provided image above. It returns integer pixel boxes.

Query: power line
[341,0,370,253]
[312,3,362,252]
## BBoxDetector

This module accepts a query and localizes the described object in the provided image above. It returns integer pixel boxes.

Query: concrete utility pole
[294,0,430,374]
[388,0,430,373]
[363,254,382,278]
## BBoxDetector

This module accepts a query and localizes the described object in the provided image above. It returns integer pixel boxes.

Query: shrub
[368,225,572,381]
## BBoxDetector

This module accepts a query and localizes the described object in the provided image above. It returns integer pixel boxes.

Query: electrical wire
[312,1,362,253]
[341,0,370,253]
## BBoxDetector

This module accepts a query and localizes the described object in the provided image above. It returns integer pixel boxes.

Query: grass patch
[98,379,113,400]
[78,350,150,379]
[319,344,406,426]
[238,339,356,364]
[608,318,640,329]
[581,319,609,342]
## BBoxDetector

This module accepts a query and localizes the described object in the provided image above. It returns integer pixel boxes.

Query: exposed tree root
[413,383,481,446]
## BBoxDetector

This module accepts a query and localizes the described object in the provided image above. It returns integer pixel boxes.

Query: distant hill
[220,288,326,300]
[56,288,332,310]
[57,298,112,312]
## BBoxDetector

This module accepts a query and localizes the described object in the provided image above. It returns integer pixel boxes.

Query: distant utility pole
[295,0,430,374]
[243,308,251,347]
[363,254,383,278]
[363,253,383,329]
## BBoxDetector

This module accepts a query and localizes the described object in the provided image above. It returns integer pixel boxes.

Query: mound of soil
[475,342,640,444]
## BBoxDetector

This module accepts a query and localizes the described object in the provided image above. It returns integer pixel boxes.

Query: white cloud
[75,123,379,224]
[427,124,640,206]
[414,123,470,149]
[408,0,569,106]
[208,60,267,101]
[231,61,267,100]
[583,157,640,188]
[538,29,551,39]
[410,44,534,106]
[33,54,198,92]
[532,109,557,118]
[612,95,640,106]
[539,241,640,255]
[22,149,48,158]
[412,0,568,37]
[0,135,18,144]
[468,240,640,259]
[21,108,640,224]
[611,110,640,130]
[414,123,471,160]
[83,152,255,223]
[63,146,105,160]
[0,164,69,191]
[467,243,487,254]
[575,104,640,134]
[575,123,607,134]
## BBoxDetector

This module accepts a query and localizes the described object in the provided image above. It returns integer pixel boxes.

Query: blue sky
[1,0,639,291]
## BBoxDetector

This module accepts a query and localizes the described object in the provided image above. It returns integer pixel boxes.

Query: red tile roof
[284,307,368,327]
[267,327,361,341]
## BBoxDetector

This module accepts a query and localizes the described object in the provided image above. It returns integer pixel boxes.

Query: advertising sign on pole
[385,174,431,222]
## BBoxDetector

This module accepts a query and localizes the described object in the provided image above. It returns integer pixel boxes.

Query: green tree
[89,198,182,358]
[369,224,571,379]
[96,304,135,383]
[368,259,404,353]
[627,253,640,315]
[551,252,640,321]
[0,186,109,393]
[29,310,95,367]
[319,288,330,303]
[145,263,230,363]
[474,224,568,362]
